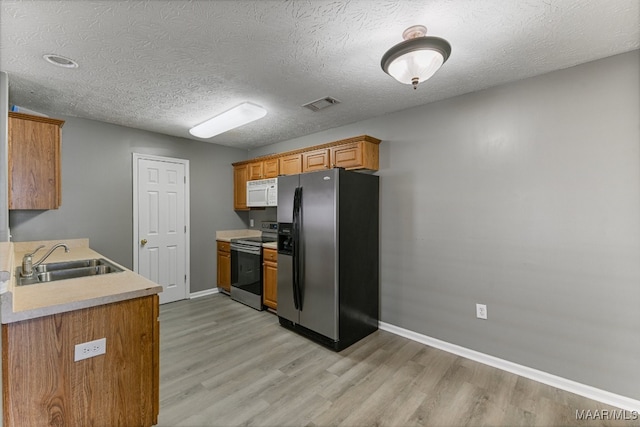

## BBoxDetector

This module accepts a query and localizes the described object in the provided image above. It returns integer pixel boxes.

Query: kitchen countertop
[217,229,278,249]
[215,229,261,242]
[1,238,162,324]
[0,241,13,283]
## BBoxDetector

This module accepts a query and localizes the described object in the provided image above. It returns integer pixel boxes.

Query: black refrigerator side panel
[337,170,380,350]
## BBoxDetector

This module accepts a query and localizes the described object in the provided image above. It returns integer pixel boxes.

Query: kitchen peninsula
[0,239,161,427]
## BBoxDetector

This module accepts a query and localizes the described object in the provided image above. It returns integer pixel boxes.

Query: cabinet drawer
[217,241,230,253]
[263,248,277,262]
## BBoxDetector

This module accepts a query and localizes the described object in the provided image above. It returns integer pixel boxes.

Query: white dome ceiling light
[381,25,451,90]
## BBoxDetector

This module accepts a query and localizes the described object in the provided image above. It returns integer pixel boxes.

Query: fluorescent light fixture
[189,102,267,138]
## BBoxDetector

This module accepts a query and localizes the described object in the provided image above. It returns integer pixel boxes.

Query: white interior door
[134,154,189,304]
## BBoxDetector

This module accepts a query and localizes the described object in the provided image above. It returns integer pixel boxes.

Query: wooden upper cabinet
[301,140,379,172]
[279,154,302,176]
[8,112,65,210]
[231,135,380,209]
[248,158,279,180]
[331,141,378,170]
[248,161,263,180]
[302,148,330,172]
[233,164,249,210]
[263,158,279,178]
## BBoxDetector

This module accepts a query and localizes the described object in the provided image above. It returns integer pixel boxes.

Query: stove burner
[231,235,277,247]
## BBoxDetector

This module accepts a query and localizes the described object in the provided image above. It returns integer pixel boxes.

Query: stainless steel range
[230,221,277,310]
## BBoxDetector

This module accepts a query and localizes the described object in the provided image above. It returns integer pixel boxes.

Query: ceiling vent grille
[302,97,341,112]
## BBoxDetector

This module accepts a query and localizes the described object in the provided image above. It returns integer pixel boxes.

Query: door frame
[132,153,190,300]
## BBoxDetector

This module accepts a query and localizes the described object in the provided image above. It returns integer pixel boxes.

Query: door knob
[141,239,148,246]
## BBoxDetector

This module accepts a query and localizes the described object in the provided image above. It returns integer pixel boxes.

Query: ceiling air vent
[302,96,341,112]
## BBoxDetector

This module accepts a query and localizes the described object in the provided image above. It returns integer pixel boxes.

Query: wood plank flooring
[157,294,635,427]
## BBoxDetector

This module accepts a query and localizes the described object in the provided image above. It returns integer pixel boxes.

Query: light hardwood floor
[157,294,635,427]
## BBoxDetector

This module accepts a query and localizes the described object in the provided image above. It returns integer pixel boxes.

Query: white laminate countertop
[216,229,278,249]
[1,239,162,324]
[215,229,262,242]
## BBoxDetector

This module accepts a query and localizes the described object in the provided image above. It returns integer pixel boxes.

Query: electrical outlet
[74,338,106,361]
[476,303,488,320]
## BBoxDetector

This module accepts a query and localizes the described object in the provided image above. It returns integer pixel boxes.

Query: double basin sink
[16,258,123,286]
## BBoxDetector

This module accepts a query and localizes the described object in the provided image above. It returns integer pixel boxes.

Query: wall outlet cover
[476,303,488,320]
[74,337,106,361]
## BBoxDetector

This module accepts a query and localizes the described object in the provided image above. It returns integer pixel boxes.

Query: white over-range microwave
[246,177,278,207]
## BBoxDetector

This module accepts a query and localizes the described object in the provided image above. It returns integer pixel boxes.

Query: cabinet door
[217,251,231,292]
[248,162,263,180]
[2,296,159,427]
[8,113,64,209]
[302,148,330,172]
[217,241,231,292]
[233,165,249,210]
[263,158,279,178]
[263,260,278,310]
[279,154,302,176]
[331,142,363,169]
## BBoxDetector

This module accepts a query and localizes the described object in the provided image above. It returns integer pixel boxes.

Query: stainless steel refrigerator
[277,168,379,351]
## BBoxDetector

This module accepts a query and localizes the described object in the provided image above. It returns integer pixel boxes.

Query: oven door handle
[230,243,262,256]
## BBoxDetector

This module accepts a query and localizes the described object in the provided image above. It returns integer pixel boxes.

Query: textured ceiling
[1,0,638,150]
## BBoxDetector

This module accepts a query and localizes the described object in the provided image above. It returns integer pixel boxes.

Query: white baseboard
[378,321,640,413]
[189,288,219,299]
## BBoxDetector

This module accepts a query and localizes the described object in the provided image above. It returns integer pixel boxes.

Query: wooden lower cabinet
[2,295,160,427]
[263,248,277,310]
[217,240,231,293]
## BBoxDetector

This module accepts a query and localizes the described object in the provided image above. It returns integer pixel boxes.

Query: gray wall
[250,51,640,400]
[9,116,249,293]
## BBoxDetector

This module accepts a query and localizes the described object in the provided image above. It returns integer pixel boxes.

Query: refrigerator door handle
[292,186,301,310]
[295,186,303,311]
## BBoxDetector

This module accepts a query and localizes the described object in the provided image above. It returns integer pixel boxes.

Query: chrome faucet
[21,243,70,277]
